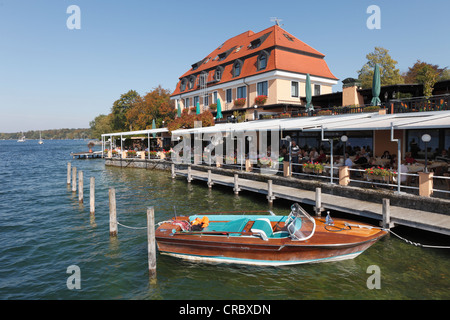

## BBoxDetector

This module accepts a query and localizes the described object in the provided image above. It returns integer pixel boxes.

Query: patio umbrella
[305,74,313,111]
[216,98,223,119]
[177,102,181,117]
[152,119,156,138]
[196,101,201,115]
[371,63,381,106]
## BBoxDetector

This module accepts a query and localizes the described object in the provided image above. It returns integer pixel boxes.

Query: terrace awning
[102,128,169,137]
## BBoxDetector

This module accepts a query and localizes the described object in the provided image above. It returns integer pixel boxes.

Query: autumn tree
[403,60,447,97]
[125,85,175,130]
[167,109,215,132]
[358,47,404,89]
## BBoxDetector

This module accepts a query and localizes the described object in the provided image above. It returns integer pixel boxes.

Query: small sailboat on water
[17,132,26,143]
[38,132,44,145]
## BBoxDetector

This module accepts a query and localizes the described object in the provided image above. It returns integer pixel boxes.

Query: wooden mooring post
[382,198,394,230]
[71,167,77,192]
[171,163,176,179]
[233,174,240,195]
[187,165,192,183]
[67,162,71,185]
[207,170,214,188]
[267,180,275,204]
[109,188,118,236]
[147,206,157,281]
[314,187,324,216]
[78,170,83,203]
[90,177,95,215]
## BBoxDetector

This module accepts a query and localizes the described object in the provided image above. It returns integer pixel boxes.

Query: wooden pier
[71,151,103,159]
[174,166,450,236]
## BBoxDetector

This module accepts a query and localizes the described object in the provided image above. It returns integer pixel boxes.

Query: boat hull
[155,216,387,266]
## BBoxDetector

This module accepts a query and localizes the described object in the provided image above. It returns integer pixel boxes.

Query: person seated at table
[309,148,319,160]
[334,156,344,167]
[344,154,353,167]
[354,152,368,166]
[436,149,450,163]
[314,149,327,163]
[399,160,409,184]
[381,150,391,159]
[389,154,397,168]
[404,152,417,164]
[368,157,377,166]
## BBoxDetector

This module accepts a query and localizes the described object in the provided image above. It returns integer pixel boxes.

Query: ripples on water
[0,140,449,300]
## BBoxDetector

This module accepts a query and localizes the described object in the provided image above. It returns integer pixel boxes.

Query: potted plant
[258,157,272,168]
[254,95,267,106]
[234,98,246,107]
[209,103,217,111]
[364,167,396,182]
[302,162,324,174]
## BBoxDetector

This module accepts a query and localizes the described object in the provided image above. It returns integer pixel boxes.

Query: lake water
[0,139,449,300]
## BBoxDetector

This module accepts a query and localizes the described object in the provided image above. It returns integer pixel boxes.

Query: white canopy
[102,128,168,137]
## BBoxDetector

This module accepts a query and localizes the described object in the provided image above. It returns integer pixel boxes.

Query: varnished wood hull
[155,217,387,266]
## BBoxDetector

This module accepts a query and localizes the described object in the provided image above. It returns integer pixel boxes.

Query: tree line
[0,128,92,140]
[89,85,214,140]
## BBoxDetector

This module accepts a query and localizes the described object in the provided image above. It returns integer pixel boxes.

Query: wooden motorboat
[155,204,387,266]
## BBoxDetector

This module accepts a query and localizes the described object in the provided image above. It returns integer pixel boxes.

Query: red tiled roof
[171,25,337,97]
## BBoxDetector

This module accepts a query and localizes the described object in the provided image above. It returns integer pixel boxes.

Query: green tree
[403,60,445,84]
[90,114,113,140]
[358,47,404,89]
[111,90,140,131]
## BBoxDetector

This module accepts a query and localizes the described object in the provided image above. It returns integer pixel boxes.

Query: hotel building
[170,25,338,120]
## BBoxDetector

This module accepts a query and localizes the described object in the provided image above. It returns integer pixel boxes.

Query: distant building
[170,25,338,119]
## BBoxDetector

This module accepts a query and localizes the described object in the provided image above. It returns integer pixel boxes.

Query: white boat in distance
[17,132,26,143]
[38,132,44,145]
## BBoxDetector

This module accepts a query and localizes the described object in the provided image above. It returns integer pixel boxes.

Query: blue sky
[1,0,449,132]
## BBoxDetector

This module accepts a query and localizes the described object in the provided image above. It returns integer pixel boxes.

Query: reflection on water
[0,140,449,300]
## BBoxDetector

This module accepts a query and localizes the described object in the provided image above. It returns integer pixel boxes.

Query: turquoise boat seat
[204,218,250,234]
[250,218,289,241]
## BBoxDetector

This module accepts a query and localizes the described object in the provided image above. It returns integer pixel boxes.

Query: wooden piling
[67,162,71,185]
[187,165,192,183]
[171,163,176,179]
[109,188,118,236]
[233,174,240,195]
[207,170,214,188]
[147,206,157,280]
[71,167,77,192]
[78,171,83,203]
[267,180,275,203]
[90,177,95,215]
[314,187,324,216]
[382,198,393,230]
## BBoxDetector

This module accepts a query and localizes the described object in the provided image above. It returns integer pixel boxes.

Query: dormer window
[199,71,208,87]
[180,78,187,91]
[188,75,196,89]
[258,50,269,70]
[249,38,261,49]
[233,59,243,77]
[214,66,223,82]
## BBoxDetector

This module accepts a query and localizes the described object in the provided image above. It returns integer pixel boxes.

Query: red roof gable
[171,25,337,97]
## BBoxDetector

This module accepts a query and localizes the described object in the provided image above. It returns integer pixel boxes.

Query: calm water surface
[0,140,449,300]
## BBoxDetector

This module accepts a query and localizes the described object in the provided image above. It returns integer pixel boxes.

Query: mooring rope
[345,223,450,249]
[388,229,450,249]
[116,221,147,230]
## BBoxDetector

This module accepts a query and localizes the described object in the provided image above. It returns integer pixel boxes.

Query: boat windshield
[286,203,316,241]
